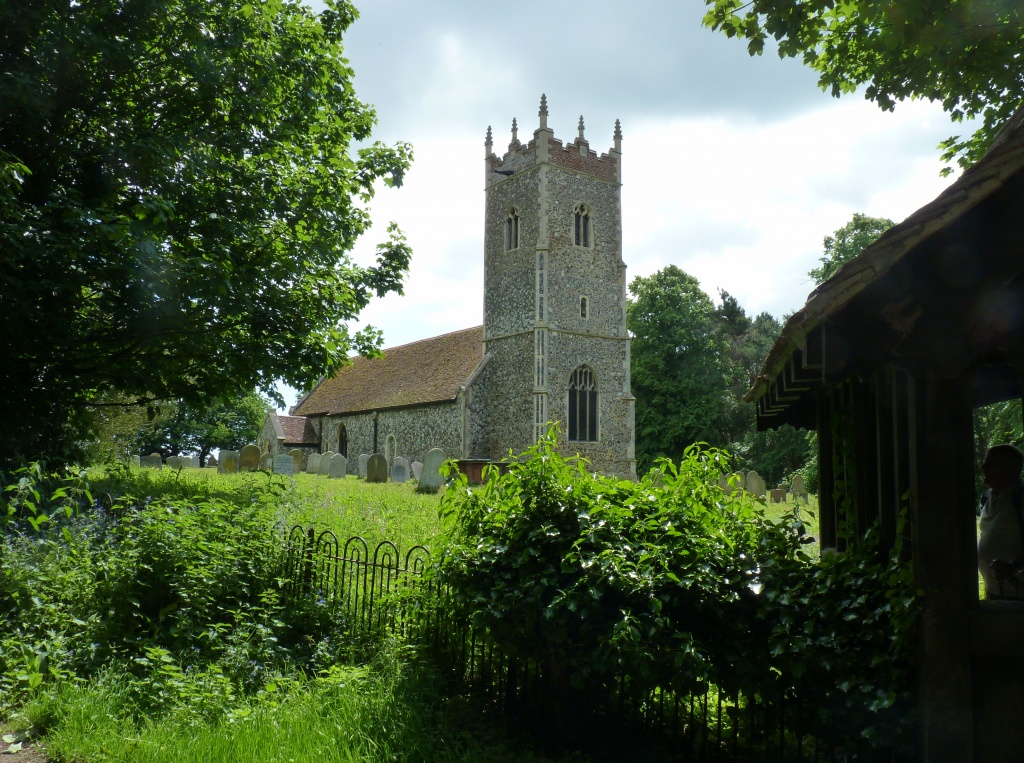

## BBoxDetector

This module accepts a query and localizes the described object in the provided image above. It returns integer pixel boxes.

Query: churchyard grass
[3,463,832,762]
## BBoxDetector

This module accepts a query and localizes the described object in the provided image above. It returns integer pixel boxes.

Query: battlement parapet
[485,95,621,186]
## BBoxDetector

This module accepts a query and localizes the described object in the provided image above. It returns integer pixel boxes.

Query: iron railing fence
[281,526,838,762]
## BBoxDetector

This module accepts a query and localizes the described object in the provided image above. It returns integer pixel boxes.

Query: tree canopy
[808,213,894,286]
[702,0,1024,171]
[0,0,412,467]
[628,267,731,473]
[136,393,268,466]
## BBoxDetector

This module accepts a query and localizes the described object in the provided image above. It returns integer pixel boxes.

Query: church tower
[470,95,635,478]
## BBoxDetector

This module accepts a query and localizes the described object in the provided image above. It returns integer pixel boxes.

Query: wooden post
[911,373,976,761]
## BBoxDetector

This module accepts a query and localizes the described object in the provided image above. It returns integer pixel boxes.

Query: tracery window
[505,207,520,251]
[574,203,591,248]
[568,365,598,442]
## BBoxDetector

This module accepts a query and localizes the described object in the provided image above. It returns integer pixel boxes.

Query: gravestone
[392,456,409,483]
[140,453,162,470]
[239,444,260,472]
[770,488,786,503]
[411,461,423,481]
[358,454,369,479]
[746,470,766,497]
[220,450,239,474]
[420,448,446,490]
[718,473,731,494]
[318,452,332,476]
[207,454,217,467]
[166,456,182,470]
[289,449,303,474]
[366,453,388,483]
[791,475,807,502]
[131,455,141,467]
[732,472,745,491]
[273,454,294,476]
[329,453,348,479]
[259,453,273,470]
[306,453,321,474]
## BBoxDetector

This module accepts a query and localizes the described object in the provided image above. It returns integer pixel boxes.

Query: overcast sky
[281,0,963,410]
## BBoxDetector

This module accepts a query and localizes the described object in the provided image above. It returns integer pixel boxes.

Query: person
[978,444,1024,599]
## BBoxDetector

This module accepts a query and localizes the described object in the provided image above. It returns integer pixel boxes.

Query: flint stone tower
[465,95,636,478]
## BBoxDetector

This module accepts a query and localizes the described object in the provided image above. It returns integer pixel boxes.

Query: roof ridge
[367,325,482,356]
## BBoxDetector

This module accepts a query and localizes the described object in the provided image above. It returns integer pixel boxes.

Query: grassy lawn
[3,464,828,762]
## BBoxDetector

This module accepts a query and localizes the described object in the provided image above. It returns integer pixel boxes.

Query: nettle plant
[439,434,919,756]
[439,434,806,695]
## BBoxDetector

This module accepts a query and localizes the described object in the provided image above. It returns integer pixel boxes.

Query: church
[259,96,636,479]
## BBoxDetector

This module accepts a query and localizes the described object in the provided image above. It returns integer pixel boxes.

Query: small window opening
[574,204,591,248]
[505,208,520,251]
[580,296,589,319]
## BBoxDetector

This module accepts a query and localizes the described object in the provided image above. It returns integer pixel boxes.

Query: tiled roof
[279,415,318,446]
[746,104,1024,403]
[293,326,484,416]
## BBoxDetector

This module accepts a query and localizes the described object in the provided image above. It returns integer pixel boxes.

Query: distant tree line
[627,213,898,485]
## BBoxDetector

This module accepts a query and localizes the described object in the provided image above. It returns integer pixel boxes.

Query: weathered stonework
[304,402,461,476]
[476,97,635,478]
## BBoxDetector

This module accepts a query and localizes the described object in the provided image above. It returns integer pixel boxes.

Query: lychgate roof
[292,326,484,416]
[746,104,1024,424]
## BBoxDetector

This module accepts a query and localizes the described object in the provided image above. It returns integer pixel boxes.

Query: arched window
[337,423,348,458]
[568,365,598,442]
[574,203,591,248]
[505,207,520,251]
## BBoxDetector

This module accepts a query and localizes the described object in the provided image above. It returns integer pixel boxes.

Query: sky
[280,0,965,410]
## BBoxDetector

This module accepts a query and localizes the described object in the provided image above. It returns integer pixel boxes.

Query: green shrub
[438,432,918,758]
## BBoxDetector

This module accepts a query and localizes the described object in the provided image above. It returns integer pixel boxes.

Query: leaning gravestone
[207,454,217,467]
[746,470,766,497]
[411,461,423,481]
[131,455,141,467]
[141,453,162,470]
[165,456,182,470]
[329,453,348,479]
[358,454,369,479]
[259,453,273,470]
[392,456,410,483]
[239,445,261,472]
[318,452,333,476]
[306,453,321,474]
[791,475,807,502]
[420,448,446,490]
[289,449,303,474]
[219,450,239,474]
[273,454,294,476]
[366,453,388,483]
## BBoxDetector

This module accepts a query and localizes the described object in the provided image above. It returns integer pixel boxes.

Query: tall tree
[136,393,268,466]
[0,0,412,468]
[627,266,731,473]
[809,213,894,286]
[702,0,1024,170]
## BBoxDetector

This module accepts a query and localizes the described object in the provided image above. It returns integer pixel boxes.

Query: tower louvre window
[568,365,598,442]
[574,203,591,248]
[505,207,520,251]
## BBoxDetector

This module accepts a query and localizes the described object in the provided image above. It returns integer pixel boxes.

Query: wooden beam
[911,373,976,761]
